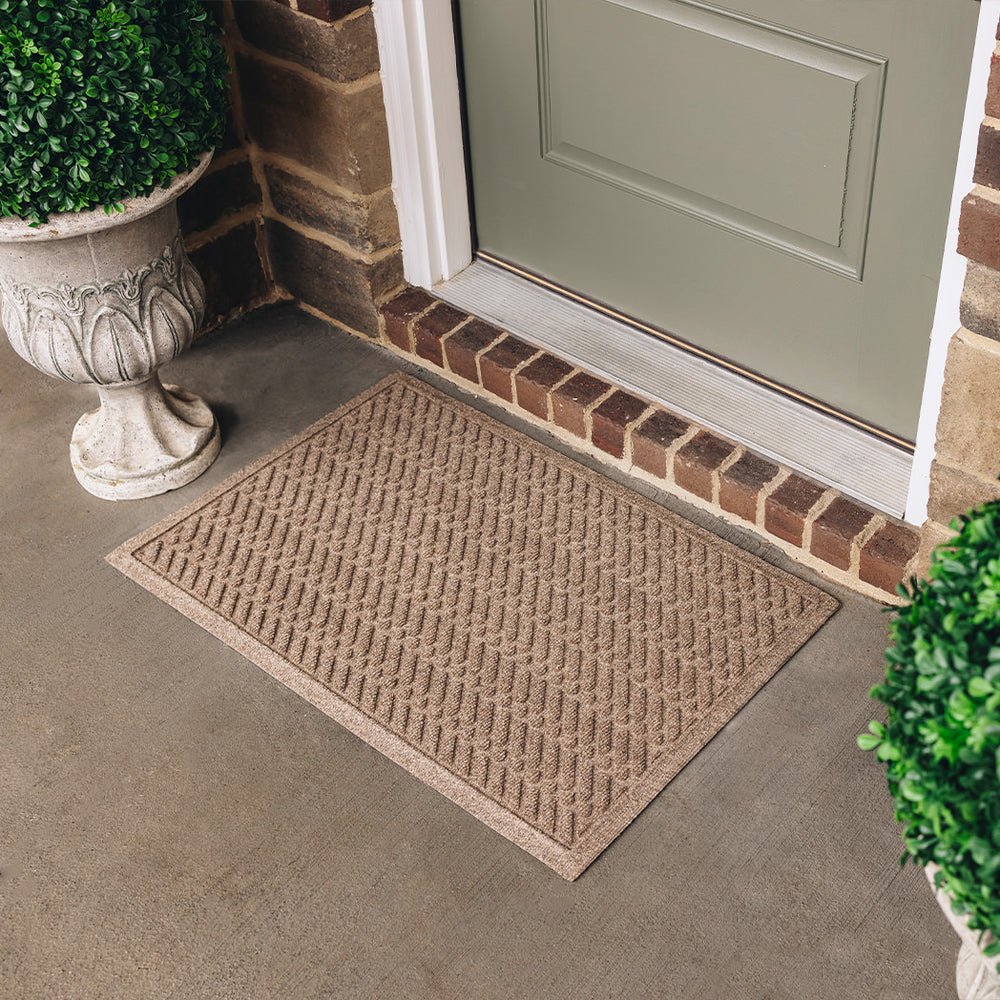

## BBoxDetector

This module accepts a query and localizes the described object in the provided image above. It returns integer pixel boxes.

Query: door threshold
[435,258,912,517]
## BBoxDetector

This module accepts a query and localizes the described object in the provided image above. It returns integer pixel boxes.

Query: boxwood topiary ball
[0,0,229,223]
[861,498,1000,963]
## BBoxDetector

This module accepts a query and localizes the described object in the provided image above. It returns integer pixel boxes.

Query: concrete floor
[1,305,958,999]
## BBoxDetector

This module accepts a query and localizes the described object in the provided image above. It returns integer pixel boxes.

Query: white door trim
[371,0,472,288]
[905,0,1000,524]
[373,0,996,523]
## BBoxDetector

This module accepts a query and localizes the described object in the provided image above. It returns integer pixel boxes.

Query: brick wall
[178,1,273,331]
[182,0,403,337]
[921,14,1000,566]
[235,0,403,336]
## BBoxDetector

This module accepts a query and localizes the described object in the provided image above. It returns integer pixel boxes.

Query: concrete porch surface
[1,305,957,999]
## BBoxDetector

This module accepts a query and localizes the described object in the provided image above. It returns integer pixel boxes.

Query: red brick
[551,372,612,438]
[859,523,920,595]
[443,317,504,384]
[719,453,780,523]
[673,432,737,501]
[379,287,436,351]
[765,475,826,547]
[479,337,539,402]
[591,391,648,458]
[515,354,574,420]
[987,49,1000,119]
[958,192,1000,271]
[974,122,1000,191]
[810,496,875,571]
[412,302,468,368]
[630,410,690,478]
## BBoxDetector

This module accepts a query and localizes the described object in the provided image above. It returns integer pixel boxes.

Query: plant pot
[0,152,221,500]
[926,865,1000,999]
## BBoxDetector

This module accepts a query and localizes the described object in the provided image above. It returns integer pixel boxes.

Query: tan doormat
[108,374,838,879]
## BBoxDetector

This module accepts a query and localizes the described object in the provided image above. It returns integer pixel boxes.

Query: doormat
[108,374,838,879]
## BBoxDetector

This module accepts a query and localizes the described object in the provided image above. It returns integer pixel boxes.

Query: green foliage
[860,498,1000,960]
[0,0,229,222]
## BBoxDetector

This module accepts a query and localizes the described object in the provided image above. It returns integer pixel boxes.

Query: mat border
[108,372,839,880]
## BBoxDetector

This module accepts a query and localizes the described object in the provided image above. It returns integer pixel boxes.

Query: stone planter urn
[0,151,220,500]
[927,865,1000,999]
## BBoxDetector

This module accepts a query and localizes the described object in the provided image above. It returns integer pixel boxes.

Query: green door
[456,0,979,440]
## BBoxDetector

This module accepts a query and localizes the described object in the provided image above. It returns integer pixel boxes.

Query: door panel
[457,0,979,439]
[540,0,883,274]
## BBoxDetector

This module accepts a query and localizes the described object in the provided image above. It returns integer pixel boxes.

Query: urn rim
[0,151,213,243]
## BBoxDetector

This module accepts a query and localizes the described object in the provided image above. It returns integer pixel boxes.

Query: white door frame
[371,0,472,289]
[906,1,999,523]
[372,0,999,523]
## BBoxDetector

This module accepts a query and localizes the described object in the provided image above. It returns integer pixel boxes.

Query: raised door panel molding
[536,0,887,279]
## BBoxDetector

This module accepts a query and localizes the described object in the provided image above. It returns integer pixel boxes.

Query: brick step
[379,287,920,603]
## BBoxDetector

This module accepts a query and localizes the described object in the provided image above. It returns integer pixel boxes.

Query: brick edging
[379,288,920,603]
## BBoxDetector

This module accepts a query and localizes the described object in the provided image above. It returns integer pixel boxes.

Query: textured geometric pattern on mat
[108,374,838,879]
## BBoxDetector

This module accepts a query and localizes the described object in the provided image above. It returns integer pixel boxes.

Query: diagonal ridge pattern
[113,375,838,878]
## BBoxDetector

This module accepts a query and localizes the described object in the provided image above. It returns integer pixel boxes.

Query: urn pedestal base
[0,152,220,501]
[927,866,1000,999]
[956,940,1000,1000]
[70,374,221,500]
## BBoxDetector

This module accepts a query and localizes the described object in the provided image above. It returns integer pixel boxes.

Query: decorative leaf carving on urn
[0,236,205,385]
[28,308,86,383]
[146,287,190,360]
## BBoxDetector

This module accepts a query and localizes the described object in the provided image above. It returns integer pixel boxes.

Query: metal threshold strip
[434,255,913,517]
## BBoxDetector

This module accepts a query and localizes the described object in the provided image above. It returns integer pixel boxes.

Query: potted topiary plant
[0,0,229,499]
[860,498,1000,999]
